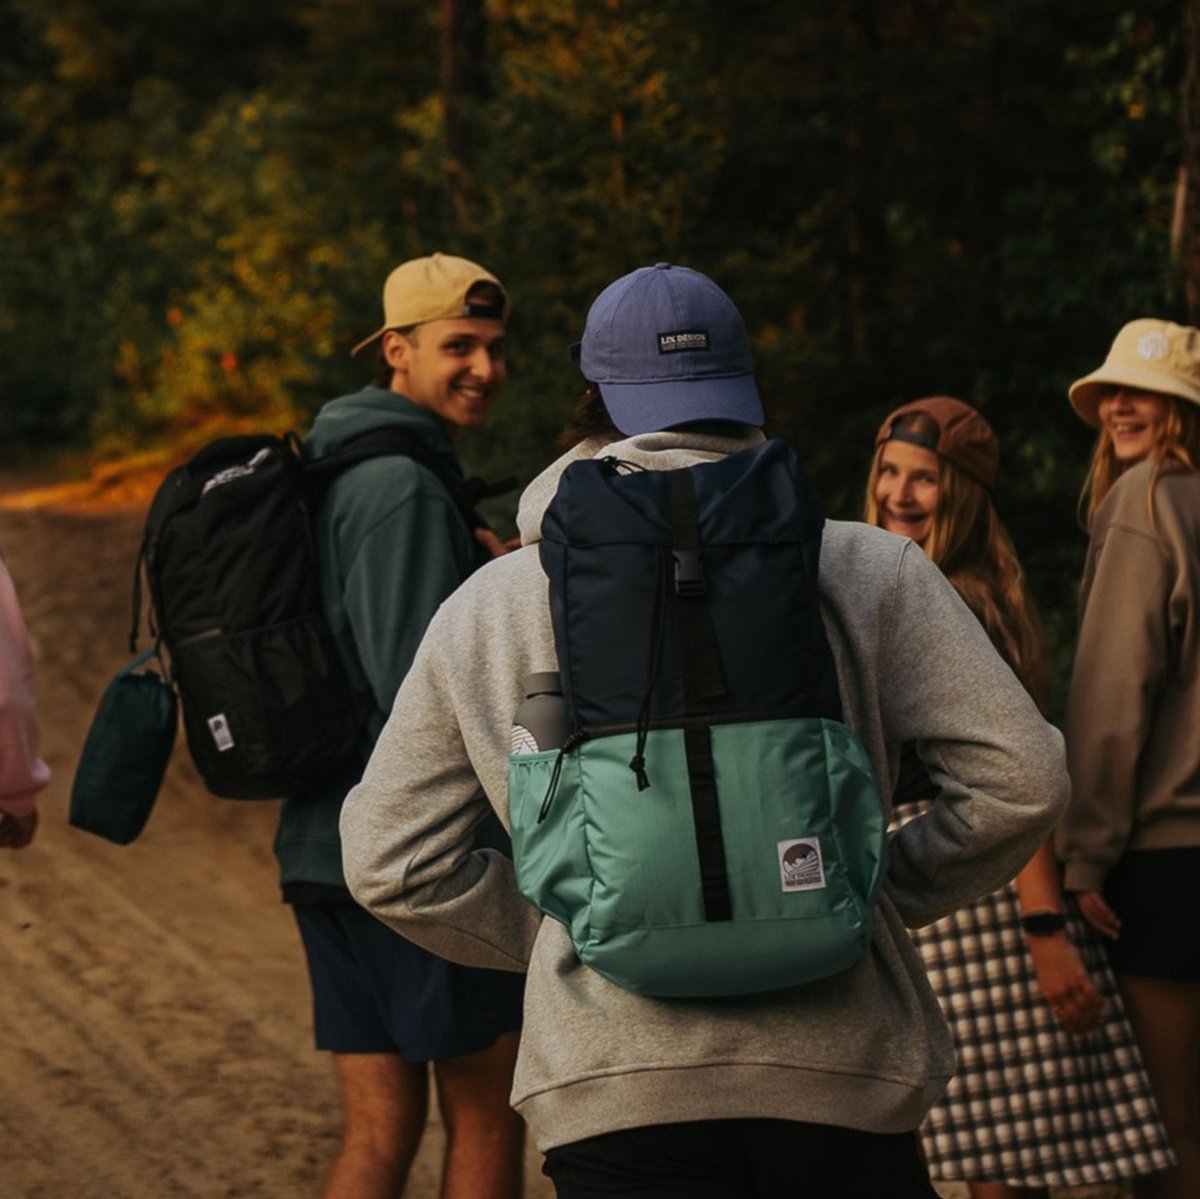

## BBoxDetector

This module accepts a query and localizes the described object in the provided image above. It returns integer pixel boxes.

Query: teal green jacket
[274,385,484,894]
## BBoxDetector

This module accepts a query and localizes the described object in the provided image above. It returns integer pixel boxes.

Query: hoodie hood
[304,385,458,464]
[515,426,766,546]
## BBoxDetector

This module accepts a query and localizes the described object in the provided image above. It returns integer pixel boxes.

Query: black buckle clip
[673,549,706,596]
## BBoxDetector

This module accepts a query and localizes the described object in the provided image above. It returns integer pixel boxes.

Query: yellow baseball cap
[351,252,508,356]
[1069,318,1200,426]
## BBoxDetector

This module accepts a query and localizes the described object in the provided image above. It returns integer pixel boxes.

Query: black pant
[542,1118,938,1198]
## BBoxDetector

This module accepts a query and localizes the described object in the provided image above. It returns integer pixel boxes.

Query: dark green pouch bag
[69,648,177,845]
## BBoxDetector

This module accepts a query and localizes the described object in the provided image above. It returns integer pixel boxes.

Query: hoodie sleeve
[341,551,545,971]
[0,558,51,817]
[1054,481,1174,892]
[881,543,1069,926]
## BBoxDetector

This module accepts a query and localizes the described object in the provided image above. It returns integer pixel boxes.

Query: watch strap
[1020,910,1067,936]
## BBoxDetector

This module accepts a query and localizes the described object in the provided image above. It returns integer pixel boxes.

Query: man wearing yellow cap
[279,254,525,1198]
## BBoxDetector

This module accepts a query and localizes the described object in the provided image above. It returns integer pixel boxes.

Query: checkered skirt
[896,806,1176,1186]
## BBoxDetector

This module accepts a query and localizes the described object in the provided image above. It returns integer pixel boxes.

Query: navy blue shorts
[293,902,525,1060]
[542,1119,937,1198]
[1103,846,1200,982]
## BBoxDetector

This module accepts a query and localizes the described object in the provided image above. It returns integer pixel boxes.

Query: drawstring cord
[536,730,586,823]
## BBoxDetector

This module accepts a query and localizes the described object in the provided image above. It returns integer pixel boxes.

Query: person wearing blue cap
[568,261,765,434]
[339,263,1069,1197]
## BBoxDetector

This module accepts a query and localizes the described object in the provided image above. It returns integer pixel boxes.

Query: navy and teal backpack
[508,439,887,998]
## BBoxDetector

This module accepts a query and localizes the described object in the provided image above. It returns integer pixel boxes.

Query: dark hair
[372,325,417,387]
[557,386,620,449]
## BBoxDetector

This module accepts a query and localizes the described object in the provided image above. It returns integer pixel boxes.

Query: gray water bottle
[511,672,569,754]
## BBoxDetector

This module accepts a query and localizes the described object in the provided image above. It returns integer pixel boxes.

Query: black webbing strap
[629,546,670,791]
[129,533,148,653]
[667,470,731,923]
[666,471,725,703]
[305,427,517,533]
[684,725,731,922]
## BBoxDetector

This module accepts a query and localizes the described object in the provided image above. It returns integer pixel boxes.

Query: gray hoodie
[341,428,1069,1152]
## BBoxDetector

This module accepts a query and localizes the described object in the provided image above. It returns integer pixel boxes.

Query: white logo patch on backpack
[778,838,826,892]
[207,713,235,753]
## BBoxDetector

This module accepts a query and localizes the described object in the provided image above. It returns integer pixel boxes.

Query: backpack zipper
[533,706,829,824]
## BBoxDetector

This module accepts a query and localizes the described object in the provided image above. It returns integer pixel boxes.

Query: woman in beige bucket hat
[1057,318,1200,1199]
[865,397,1173,1199]
[1068,318,1200,521]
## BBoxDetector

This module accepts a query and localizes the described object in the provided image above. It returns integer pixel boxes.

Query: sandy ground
[0,472,1122,1199]
[0,483,554,1198]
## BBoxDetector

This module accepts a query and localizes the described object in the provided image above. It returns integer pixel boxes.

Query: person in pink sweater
[0,553,50,848]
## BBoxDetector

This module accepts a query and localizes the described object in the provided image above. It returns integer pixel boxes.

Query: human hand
[1026,931,1106,1034]
[1076,890,1121,941]
[0,809,38,849]
[475,528,521,558]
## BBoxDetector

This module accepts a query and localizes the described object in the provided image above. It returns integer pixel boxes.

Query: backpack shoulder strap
[304,426,516,532]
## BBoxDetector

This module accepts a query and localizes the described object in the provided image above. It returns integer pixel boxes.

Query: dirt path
[0,492,552,1198]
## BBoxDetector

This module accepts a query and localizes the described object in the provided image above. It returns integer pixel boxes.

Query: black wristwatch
[1021,910,1067,936]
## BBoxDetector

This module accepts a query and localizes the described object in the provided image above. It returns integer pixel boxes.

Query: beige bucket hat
[1069,318,1200,426]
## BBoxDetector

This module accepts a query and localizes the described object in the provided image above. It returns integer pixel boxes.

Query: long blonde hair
[1080,395,1200,527]
[865,415,1049,710]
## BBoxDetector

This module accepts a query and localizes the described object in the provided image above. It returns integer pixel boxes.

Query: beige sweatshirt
[341,430,1069,1152]
[1056,460,1200,892]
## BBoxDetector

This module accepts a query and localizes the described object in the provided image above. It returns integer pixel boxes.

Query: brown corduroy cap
[875,395,999,488]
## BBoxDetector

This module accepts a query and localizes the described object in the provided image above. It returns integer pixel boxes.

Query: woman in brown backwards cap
[865,396,1173,1199]
[1058,319,1200,1199]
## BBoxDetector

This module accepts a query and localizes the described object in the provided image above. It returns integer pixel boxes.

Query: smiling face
[874,439,939,546]
[384,316,507,433]
[1097,386,1171,464]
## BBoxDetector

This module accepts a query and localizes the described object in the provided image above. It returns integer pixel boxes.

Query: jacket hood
[304,385,457,460]
[515,426,767,546]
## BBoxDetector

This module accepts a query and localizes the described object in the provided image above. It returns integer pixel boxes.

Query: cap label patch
[1138,331,1169,360]
[658,329,709,354]
[778,838,826,892]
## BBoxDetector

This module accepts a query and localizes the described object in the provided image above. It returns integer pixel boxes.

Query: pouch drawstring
[536,730,586,823]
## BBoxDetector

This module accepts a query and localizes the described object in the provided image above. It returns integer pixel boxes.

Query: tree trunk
[842,1,890,361]
[441,0,487,230]
[1176,0,1200,320]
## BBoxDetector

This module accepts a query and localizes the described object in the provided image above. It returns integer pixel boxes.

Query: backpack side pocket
[509,749,590,933]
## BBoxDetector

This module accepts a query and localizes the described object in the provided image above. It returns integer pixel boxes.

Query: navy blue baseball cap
[575,263,764,436]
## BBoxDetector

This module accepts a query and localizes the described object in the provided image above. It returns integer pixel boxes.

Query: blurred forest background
[0,0,1195,709]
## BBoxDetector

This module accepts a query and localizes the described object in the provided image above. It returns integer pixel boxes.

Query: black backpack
[131,428,510,800]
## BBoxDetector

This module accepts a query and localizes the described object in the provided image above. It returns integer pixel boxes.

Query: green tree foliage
[0,0,1185,702]
[468,1,1179,701]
